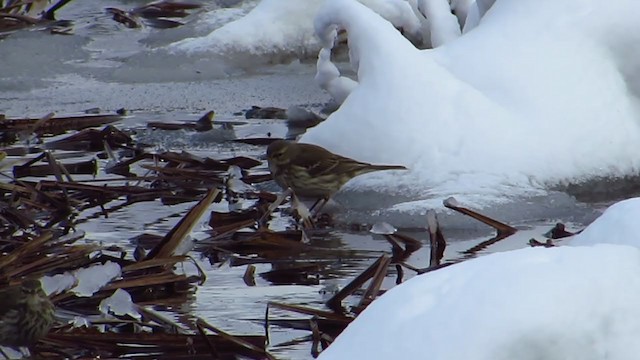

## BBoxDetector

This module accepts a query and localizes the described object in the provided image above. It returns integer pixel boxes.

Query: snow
[162,0,640,212]
[319,198,640,360]
[41,273,77,296]
[42,261,122,297]
[170,0,427,59]
[450,0,475,28]
[301,0,640,209]
[315,47,359,104]
[70,261,122,297]
[99,288,141,320]
[170,0,324,57]
[417,0,461,46]
[370,221,397,234]
[569,198,640,247]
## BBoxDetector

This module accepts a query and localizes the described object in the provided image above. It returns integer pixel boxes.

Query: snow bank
[417,0,461,46]
[319,197,640,359]
[570,197,640,247]
[170,0,429,60]
[303,0,640,208]
[170,0,323,58]
[168,0,640,210]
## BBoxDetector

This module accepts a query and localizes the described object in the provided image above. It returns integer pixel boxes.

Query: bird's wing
[293,150,342,177]
[292,143,373,176]
[299,153,370,177]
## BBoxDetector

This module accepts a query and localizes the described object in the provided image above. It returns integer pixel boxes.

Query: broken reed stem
[310,317,322,358]
[32,112,55,133]
[268,302,349,321]
[426,210,446,267]
[441,198,527,259]
[195,318,275,360]
[264,303,271,345]
[383,234,403,254]
[178,255,207,285]
[195,321,221,358]
[45,152,64,183]
[395,264,403,284]
[243,264,256,286]
[357,255,391,309]
[320,334,334,351]
[134,304,188,335]
[326,254,390,311]
[145,188,220,260]
[460,233,513,257]
[0,231,53,278]
[0,0,36,12]
[444,198,517,237]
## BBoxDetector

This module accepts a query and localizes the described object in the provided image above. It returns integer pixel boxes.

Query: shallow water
[66,123,603,358]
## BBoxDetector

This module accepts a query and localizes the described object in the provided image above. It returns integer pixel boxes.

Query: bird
[0,279,54,348]
[266,140,407,213]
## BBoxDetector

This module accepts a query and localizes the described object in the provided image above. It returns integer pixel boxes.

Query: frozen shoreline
[0,64,328,118]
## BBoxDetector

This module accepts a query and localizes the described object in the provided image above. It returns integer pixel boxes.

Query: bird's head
[267,140,295,169]
[17,279,49,311]
[21,279,44,296]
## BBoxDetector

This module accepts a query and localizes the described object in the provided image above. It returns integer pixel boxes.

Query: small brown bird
[266,140,407,212]
[0,279,54,348]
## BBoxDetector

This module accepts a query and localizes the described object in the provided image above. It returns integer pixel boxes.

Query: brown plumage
[0,279,54,347]
[266,140,406,210]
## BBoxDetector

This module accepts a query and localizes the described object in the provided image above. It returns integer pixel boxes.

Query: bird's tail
[368,164,407,171]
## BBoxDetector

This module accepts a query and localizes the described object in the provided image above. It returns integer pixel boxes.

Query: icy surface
[41,273,77,296]
[41,261,122,297]
[99,288,141,320]
[71,261,122,297]
[370,221,397,235]
[320,197,640,359]
[0,71,328,118]
[302,0,640,210]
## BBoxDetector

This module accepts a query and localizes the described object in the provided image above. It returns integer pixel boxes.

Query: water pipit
[0,279,54,348]
[266,140,407,213]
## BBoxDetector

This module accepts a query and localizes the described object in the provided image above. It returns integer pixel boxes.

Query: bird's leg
[291,193,314,229]
[309,198,323,213]
[258,188,293,226]
[310,197,329,217]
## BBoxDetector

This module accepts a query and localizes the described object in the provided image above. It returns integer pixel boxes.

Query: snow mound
[321,196,640,359]
[319,244,640,360]
[303,0,640,208]
[169,0,429,62]
[570,197,640,247]
[170,0,323,59]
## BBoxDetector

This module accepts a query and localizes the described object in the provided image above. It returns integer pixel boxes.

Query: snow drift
[305,0,640,208]
[319,197,640,360]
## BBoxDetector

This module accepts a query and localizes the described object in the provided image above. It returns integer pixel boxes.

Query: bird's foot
[291,193,314,229]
